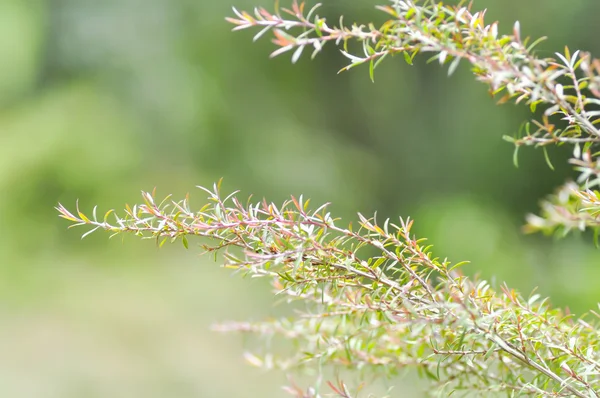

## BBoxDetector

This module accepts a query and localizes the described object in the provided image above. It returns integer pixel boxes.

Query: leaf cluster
[57,180,600,397]
[227,0,600,238]
[57,1,600,396]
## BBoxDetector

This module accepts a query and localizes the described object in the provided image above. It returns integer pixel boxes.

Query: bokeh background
[1,0,600,396]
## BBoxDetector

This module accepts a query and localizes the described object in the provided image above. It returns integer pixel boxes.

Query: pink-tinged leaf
[257,7,273,20]
[513,20,520,43]
[375,5,399,18]
[225,17,247,26]
[56,203,78,222]
[272,29,295,47]
[270,45,294,58]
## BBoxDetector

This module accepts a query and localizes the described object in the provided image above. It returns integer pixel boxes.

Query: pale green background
[1,0,599,396]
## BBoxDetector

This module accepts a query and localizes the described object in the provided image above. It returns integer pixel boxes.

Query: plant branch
[56,183,600,396]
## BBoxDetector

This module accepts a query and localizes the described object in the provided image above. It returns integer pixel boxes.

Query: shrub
[58,1,600,396]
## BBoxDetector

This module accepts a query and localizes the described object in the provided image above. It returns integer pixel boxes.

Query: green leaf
[455,329,467,350]
[530,100,538,113]
[484,344,496,361]
[374,52,388,70]
[436,355,444,381]
[182,235,189,249]
[526,36,547,52]
[542,146,555,170]
[372,257,386,269]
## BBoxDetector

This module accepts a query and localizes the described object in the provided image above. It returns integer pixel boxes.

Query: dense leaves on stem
[57,182,600,397]
[227,0,600,241]
[57,0,600,396]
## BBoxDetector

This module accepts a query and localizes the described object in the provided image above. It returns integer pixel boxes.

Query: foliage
[227,0,600,238]
[58,0,600,396]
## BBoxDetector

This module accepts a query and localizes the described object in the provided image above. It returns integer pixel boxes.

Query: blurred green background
[1,0,600,396]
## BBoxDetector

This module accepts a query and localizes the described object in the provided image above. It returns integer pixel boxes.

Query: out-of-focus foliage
[3,0,600,397]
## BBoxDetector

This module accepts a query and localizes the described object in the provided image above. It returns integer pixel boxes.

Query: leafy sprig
[227,0,600,144]
[56,1,600,396]
[226,0,600,241]
[57,181,600,397]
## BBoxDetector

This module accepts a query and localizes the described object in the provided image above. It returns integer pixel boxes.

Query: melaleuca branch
[226,0,600,241]
[56,183,600,397]
[226,0,600,144]
[55,1,600,396]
